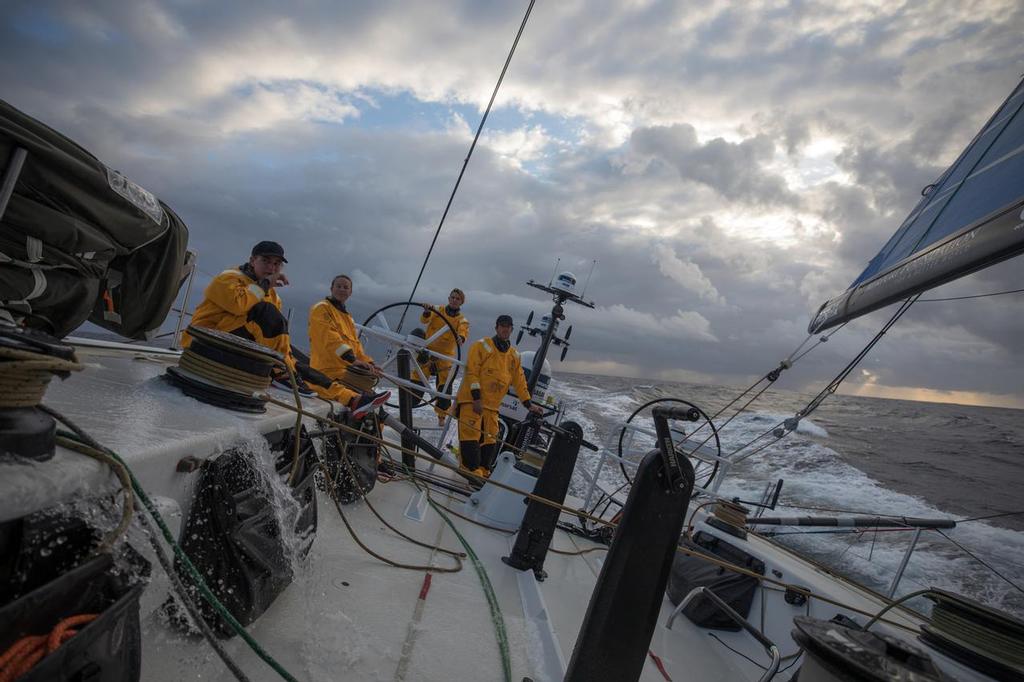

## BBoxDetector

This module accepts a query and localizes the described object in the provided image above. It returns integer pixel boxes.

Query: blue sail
[810,78,1024,333]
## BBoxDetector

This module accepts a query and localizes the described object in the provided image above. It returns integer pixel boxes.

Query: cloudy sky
[3,0,1023,408]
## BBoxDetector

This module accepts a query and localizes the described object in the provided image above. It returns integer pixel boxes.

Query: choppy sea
[543,372,1024,619]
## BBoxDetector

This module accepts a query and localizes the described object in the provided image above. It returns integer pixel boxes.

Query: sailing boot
[459,440,481,471]
[349,391,391,419]
[480,443,498,472]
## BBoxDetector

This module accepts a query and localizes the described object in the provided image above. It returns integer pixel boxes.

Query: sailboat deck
[5,340,998,681]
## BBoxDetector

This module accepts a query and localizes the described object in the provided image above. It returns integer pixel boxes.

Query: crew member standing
[182,240,310,393]
[456,314,542,476]
[418,288,469,425]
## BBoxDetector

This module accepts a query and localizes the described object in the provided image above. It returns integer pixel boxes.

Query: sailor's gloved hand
[472,398,483,415]
[258,278,272,294]
[527,403,544,416]
[340,349,357,363]
[416,349,430,365]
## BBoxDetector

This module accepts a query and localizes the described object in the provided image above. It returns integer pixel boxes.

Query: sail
[809,78,1024,333]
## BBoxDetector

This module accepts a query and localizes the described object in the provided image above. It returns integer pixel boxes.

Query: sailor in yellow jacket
[182,241,313,393]
[456,314,542,474]
[308,274,384,406]
[417,288,469,425]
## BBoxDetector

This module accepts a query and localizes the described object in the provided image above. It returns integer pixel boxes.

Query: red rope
[0,614,98,682]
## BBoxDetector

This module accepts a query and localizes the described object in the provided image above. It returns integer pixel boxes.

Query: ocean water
[545,372,1024,619]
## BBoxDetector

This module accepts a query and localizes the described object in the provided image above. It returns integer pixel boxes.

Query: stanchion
[396,349,417,469]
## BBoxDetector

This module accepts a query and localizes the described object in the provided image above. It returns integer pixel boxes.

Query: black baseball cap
[495,314,514,326]
[251,240,287,263]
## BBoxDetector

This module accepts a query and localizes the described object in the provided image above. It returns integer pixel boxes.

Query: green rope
[405,467,513,682]
[56,428,300,682]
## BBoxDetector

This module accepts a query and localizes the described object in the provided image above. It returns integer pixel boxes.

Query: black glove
[258,278,272,294]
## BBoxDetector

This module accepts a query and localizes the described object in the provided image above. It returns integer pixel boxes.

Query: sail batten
[810,78,1024,333]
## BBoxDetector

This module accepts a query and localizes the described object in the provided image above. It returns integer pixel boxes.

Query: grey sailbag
[0,99,189,339]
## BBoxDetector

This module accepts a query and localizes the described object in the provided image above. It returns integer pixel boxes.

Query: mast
[523,278,594,394]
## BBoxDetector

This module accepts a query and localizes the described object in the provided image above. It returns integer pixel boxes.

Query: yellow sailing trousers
[457,405,498,446]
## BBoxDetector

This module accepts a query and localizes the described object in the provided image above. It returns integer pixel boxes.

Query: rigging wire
[935,529,1024,596]
[667,323,845,460]
[396,0,537,333]
[957,510,1024,523]
[918,287,1024,302]
[715,295,919,463]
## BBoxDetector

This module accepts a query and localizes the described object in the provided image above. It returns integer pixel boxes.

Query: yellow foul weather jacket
[420,305,469,361]
[455,336,531,411]
[182,268,284,348]
[308,298,372,380]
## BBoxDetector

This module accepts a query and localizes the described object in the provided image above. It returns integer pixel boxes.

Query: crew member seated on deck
[181,241,313,394]
[308,274,389,416]
[456,314,542,477]
[417,288,469,426]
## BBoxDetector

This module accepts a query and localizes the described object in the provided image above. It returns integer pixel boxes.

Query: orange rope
[0,614,98,682]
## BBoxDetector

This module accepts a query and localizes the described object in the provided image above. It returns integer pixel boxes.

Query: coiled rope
[166,327,280,414]
[0,346,82,408]
[0,614,97,682]
[337,363,378,393]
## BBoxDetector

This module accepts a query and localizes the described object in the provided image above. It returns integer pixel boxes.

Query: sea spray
[240,431,314,580]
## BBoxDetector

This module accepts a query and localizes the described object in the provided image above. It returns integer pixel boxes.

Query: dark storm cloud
[628,124,799,206]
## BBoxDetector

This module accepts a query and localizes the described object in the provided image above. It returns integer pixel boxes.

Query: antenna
[580,259,598,299]
[547,257,561,286]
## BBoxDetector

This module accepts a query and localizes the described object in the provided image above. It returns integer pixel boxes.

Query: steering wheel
[360,301,463,409]
[616,397,721,494]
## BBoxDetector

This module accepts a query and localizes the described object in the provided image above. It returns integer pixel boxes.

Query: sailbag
[0,99,190,339]
[810,79,1024,332]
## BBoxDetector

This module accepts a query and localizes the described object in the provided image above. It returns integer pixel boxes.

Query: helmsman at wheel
[456,314,542,475]
[418,288,469,426]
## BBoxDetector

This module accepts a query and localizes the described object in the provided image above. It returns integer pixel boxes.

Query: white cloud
[485,125,552,168]
[216,83,359,133]
[651,247,724,304]
[590,304,718,343]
